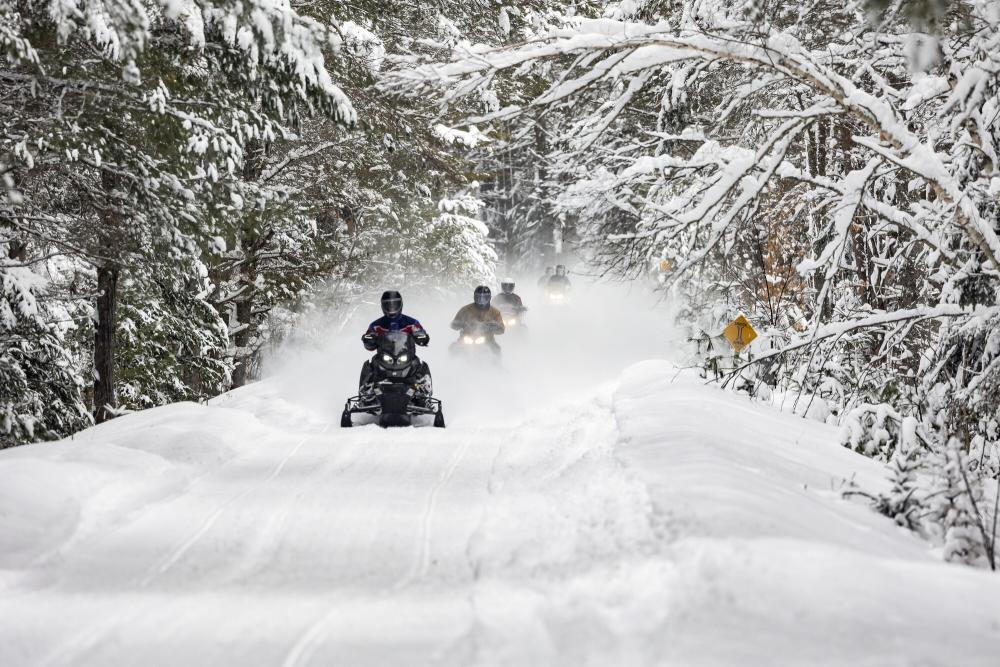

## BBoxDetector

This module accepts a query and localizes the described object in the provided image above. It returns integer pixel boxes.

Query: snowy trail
[3,287,1000,665]
[2,384,650,666]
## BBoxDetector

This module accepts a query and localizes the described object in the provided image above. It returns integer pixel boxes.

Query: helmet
[380,290,403,318]
[473,285,491,309]
[555,265,567,276]
[545,266,553,274]
[500,279,515,294]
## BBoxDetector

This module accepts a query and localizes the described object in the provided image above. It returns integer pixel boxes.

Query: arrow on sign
[723,314,758,353]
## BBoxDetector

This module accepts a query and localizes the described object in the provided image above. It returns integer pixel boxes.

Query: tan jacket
[451,304,505,336]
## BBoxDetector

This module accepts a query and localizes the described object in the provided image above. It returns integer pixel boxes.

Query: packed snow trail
[2,285,1000,665]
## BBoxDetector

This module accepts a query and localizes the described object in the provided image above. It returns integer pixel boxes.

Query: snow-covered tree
[390,0,1000,564]
[2,0,353,424]
[0,261,89,447]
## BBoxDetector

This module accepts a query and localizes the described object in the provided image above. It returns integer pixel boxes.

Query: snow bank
[609,360,1000,665]
[0,402,276,573]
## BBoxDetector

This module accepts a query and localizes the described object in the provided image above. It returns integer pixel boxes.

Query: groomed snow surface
[2,284,1000,666]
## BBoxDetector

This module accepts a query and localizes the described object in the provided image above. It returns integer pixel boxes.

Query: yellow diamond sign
[658,258,672,273]
[723,314,757,353]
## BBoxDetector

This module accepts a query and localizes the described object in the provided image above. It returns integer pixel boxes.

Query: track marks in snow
[281,435,478,667]
[220,435,367,587]
[399,434,474,589]
[433,392,662,664]
[14,378,668,667]
[39,428,332,667]
[139,429,327,588]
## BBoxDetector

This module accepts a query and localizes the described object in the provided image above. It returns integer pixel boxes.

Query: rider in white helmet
[494,279,527,327]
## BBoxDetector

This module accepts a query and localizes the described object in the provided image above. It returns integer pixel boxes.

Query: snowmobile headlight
[382,353,393,363]
[398,354,408,363]
[463,335,474,344]
[475,336,486,345]
[507,318,517,326]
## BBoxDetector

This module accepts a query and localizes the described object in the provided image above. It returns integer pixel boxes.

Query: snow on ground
[1,281,999,666]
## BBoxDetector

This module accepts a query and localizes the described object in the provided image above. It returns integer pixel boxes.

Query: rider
[537,266,554,287]
[493,279,525,313]
[360,290,431,401]
[547,264,572,290]
[450,285,505,350]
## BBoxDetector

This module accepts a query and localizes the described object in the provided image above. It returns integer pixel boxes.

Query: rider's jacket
[363,314,428,350]
[493,292,524,310]
[450,304,505,335]
[547,275,571,290]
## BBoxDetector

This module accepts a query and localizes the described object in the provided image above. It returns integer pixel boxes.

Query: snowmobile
[545,266,572,304]
[545,286,570,305]
[342,330,445,428]
[449,321,503,359]
[497,304,528,333]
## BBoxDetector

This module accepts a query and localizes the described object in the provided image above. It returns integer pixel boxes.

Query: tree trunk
[839,123,873,306]
[94,263,119,423]
[533,118,555,263]
[816,118,829,177]
[230,277,255,389]
[228,140,266,389]
[94,170,122,423]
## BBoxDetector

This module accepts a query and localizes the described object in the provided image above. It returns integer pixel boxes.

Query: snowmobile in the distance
[342,330,445,428]
[494,279,527,332]
[545,265,572,304]
[545,285,570,305]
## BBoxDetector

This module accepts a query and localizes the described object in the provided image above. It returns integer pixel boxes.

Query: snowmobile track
[140,428,330,588]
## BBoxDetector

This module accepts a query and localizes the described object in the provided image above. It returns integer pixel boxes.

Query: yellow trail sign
[723,314,757,353]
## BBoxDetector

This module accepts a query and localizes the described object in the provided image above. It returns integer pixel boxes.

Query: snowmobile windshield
[376,331,415,370]
[379,331,412,357]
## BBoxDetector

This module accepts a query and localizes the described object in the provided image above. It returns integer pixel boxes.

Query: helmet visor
[382,297,402,316]
[474,292,490,308]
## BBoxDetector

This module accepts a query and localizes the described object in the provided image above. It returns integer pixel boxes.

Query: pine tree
[2,0,353,430]
[877,417,925,530]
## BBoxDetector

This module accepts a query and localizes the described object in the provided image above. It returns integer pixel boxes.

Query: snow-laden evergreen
[390,0,1000,567]
[2,0,506,438]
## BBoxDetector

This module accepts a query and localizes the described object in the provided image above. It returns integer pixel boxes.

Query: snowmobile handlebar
[363,329,428,350]
[452,321,502,335]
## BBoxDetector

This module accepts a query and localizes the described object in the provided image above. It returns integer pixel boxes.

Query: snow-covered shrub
[0,264,89,447]
[116,271,231,410]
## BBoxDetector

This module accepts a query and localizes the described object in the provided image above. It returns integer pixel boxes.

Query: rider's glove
[414,331,430,346]
[362,332,377,350]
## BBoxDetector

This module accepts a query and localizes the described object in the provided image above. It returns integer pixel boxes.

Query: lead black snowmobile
[341,330,445,428]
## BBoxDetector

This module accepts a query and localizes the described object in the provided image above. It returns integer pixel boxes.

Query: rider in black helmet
[450,285,505,350]
[362,291,429,347]
[359,290,432,402]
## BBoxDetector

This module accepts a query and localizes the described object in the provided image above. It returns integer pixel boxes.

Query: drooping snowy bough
[388,1,1000,567]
